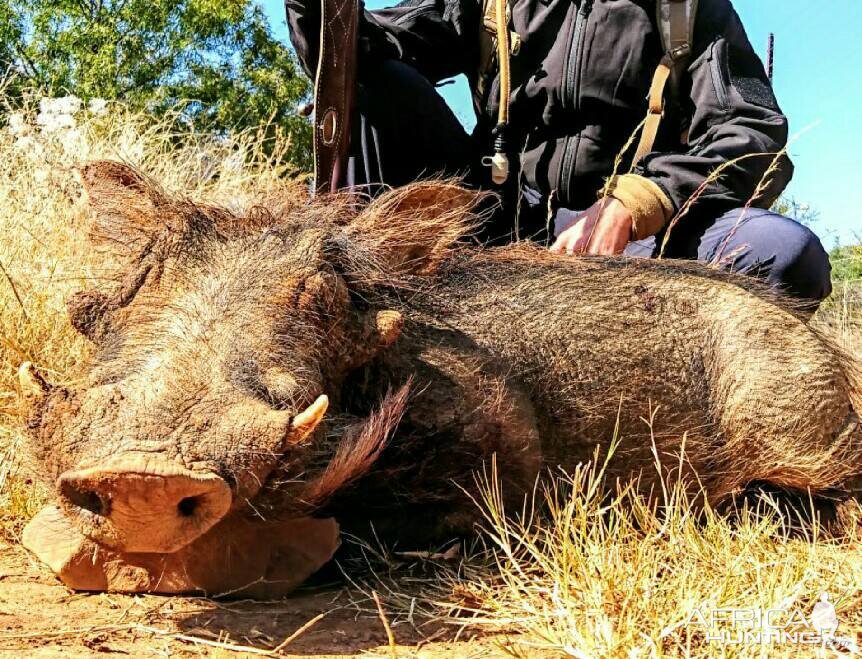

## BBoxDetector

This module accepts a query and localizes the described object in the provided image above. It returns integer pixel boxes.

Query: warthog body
[20,162,862,597]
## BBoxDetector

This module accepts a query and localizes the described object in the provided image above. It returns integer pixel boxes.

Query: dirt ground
[0,538,501,658]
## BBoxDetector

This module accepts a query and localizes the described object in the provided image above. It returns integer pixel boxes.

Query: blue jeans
[623,208,832,302]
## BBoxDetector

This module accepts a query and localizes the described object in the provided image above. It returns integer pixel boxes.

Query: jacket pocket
[557,134,581,204]
[708,41,730,111]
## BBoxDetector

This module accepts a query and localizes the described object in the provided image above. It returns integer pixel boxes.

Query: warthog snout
[57,454,232,553]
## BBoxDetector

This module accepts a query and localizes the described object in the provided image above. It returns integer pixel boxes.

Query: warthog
[19,161,862,597]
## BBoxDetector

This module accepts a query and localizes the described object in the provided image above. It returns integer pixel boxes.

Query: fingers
[549,232,571,254]
[548,198,631,256]
[586,227,625,256]
[549,198,633,257]
[550,213,590,255]
[550,226,583,254]
[585,200,633,256]
[569,228,592,255]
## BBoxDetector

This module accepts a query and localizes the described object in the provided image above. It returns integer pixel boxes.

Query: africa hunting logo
[668,593,861,652]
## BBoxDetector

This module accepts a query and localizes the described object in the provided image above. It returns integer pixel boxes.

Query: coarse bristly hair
[77,163,862,513]
[82,161,489,295]
[303,380,412,507]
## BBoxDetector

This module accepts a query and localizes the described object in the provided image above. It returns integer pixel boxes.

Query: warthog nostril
[60,481,110,517]
[177,496,199,517]
[56,456,233,552]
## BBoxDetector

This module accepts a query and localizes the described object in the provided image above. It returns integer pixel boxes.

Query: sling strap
[633,0,699,163]
[312,0,359,194]
[474,0,520,115]
[476,0,520,184]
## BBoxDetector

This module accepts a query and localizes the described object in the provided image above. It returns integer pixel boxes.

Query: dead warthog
[19,161,862,597]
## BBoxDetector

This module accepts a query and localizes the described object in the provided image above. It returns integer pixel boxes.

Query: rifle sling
[312,0,359,194]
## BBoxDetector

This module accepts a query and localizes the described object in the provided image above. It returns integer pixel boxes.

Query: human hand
[549,197,634,256]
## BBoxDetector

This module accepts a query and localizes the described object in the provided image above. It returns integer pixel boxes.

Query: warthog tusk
[288,395,329,444]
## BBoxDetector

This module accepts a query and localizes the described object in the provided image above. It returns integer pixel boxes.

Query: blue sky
[261,0,860,245]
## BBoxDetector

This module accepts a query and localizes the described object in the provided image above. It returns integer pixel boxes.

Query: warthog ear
[69,161,177,342]
[344,182,485,278]
[79,161,176,255]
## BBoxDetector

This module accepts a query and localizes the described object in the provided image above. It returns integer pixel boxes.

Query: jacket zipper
[563,0,593,108]
[560,0,593,202]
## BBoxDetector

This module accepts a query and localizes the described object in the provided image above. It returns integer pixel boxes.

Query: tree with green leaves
[830,245,862,283]
[0,0,311,165]
[771,197,819,227]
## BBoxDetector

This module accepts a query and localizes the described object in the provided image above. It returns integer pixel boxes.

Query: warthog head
[19,162,480,587]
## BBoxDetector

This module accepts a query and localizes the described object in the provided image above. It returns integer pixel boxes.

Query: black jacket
[287,0,791,224]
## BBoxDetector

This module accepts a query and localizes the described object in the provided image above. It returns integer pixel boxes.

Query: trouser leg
[624,208,833,303]
[345,60,474,190]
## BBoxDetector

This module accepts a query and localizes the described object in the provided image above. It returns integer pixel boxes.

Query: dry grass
[433,440,862,657]
[348,408,861,657]
[821,269,862,344]
[0,95,860,657]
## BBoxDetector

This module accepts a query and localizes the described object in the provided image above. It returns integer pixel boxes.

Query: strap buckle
[668,43,692,61]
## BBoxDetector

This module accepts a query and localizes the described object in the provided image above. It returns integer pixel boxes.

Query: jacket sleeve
[613,0,793,239]
[285,0,478,83]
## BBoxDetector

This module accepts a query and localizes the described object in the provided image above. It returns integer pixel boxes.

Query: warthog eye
[228,358,272,402]
[227,357,301,410]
